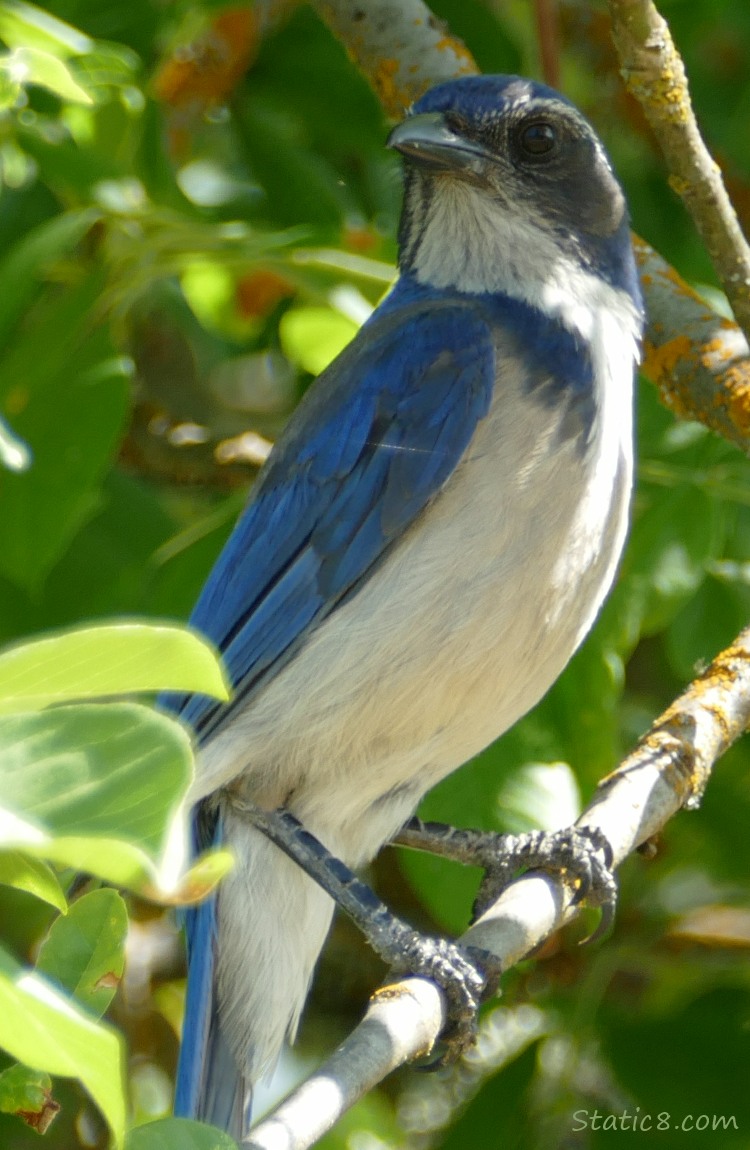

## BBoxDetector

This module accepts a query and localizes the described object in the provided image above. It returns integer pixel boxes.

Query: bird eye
[516,119,558,159]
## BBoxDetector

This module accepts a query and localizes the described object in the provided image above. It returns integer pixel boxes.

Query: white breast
[195,304,636,868]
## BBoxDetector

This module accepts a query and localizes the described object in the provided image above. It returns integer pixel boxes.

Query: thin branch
[607,0,750,340]
[533,0,561,90]
[245,625,750,1150]
[634,238,750,451]
[308,0,750,455]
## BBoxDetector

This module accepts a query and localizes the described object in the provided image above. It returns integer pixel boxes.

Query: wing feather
[169,301,494,738]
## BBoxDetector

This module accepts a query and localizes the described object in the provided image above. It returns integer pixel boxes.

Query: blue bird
[169,74,643,1139]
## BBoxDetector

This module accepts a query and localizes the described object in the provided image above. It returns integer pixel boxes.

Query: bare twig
[607,0,750,339]
[245,625,750,1150]
[533,0,561,90]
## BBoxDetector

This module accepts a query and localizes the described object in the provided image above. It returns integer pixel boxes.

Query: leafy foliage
[0,1,749,1148]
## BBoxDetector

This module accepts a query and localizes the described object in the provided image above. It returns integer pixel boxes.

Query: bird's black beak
[387,112,492,174]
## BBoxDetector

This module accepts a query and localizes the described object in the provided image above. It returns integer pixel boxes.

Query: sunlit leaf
[0,943,125,1146]
[0,702,192,896]
[0,622,229,714]
[279,305,358,374]
[6,46,93,103]
[0,1063,59,1133]
[36,889,127,1017]
[0,851,66,912]
[0,0,92,57]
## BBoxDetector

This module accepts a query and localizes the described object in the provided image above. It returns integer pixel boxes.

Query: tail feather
[174,810,253,1141]
[175,802,336,1139]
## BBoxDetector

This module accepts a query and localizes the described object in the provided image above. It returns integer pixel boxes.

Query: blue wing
[170,296,495,739]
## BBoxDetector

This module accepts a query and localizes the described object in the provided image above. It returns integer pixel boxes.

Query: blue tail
[174,806,253,1140]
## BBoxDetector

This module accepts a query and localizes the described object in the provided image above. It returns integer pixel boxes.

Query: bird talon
[383,934,497,1066]
[469,825,617,934]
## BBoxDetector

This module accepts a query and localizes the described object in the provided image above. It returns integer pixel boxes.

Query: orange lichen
[153,7,258,108]
[701,336,738,364]
[373,57,401,115]
[236,269,295,318]
[440,37,468,58]
[724,377,750,435]
[642,334,693,382]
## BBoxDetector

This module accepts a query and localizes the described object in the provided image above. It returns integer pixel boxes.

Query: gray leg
[394,818,617,936]
[228,798,501,1058]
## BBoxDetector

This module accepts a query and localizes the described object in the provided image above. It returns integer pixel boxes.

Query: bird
[168,73,644,1139]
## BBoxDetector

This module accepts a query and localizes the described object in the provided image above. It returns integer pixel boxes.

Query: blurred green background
[1,0,750,1147]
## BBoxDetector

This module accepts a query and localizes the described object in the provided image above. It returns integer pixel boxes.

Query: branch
[634,237,750,451]
[308,0,475,117]
[607,0,750,341]
[308,0,750,454]
[245,625,750,1150]
[533,0,561,90]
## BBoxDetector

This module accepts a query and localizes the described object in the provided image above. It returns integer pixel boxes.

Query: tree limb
[309,0,475,116]
[634,237,750,451]
[607,0,750,341]
[245,624,750,1150]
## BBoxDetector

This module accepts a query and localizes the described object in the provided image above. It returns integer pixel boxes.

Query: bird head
[388,75,641,319]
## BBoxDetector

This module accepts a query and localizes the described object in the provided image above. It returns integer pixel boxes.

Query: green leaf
[0,851,66,912]
[0,942,125,1146]
[279,306,358,374]
[624,485,724,635]
[493,761,581,834]
[167,848,234,906]
[36,889,127,1017]
[0,702,193,895]
[0,271,131,587]
[0,622,229,714]
[440,1039,539,1150]
[71,42,140,101]
[0,1,92,57]
[0,1064,59,1133]
[125,1116,238,1150]
[0,208,100,350]
[6,46,93,103]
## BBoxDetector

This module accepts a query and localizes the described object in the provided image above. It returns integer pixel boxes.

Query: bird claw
[472,824,617,939]
[381,931,501,1065]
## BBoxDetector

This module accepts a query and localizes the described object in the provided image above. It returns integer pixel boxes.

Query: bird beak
[387,112,492,174]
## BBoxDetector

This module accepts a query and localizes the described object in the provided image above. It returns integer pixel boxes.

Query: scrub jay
[169,73,643,1139]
